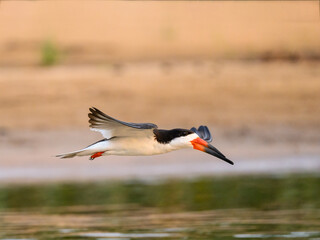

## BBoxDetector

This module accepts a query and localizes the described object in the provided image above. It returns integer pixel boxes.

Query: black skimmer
[56,107,233,165]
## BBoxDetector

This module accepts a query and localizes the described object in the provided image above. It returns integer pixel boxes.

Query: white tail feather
[56,148,92,158]
[56,139,109,159]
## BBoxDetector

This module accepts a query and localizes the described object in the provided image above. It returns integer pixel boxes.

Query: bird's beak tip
[191,137,233,166]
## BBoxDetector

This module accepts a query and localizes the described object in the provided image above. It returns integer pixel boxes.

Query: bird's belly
[106,138,172,156]
[107,146,171,156]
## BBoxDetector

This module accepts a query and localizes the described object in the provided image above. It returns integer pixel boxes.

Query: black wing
[190,125,213,143]
[88,107,158,138]
[89,107,157,130]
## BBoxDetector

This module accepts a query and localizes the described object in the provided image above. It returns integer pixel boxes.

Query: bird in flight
[56,107,233,165]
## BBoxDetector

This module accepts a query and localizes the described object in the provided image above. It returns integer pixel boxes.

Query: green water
[1,175,320,239]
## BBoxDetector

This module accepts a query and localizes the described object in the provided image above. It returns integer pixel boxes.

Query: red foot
[89,151,104,160]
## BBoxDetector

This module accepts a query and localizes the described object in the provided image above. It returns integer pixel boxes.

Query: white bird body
[57,108,233,165]
[67,133,199,157]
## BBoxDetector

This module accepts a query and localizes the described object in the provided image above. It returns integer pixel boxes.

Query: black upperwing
[88,107,158,130]
[88,107,158,139]
[190,125,213,143]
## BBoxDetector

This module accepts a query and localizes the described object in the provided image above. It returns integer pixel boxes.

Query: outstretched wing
[190,125,213,143]
[88,107,158,139]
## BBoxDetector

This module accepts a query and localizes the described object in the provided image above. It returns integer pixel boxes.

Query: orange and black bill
[191,138,234,165]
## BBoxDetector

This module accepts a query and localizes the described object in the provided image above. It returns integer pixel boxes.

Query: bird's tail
[56,139,108,159]
[56,148,91,159]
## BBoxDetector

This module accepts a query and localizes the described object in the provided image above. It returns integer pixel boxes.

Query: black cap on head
[154,128,194,144]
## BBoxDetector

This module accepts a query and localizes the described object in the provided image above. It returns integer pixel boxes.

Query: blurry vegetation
[40,40,60,66]
[0,175,320,211]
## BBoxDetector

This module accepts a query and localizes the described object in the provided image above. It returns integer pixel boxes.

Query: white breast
[105,135,194,156]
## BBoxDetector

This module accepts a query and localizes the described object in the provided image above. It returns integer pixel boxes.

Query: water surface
[1,175,320,239]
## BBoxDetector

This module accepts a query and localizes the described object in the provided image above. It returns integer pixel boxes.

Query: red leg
[89,151,105,160]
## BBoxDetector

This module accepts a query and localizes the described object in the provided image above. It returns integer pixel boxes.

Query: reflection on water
[0,175,320,239]
[234,231,320,238]
[79,232,173,238]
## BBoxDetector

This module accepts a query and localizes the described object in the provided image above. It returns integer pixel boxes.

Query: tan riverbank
[1,61,319,130]
[0,1,319,183]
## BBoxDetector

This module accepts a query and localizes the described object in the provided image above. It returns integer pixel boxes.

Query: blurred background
[0,1,320,239]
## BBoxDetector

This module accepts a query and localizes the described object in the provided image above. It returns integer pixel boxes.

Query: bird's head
[158,128,233,165]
